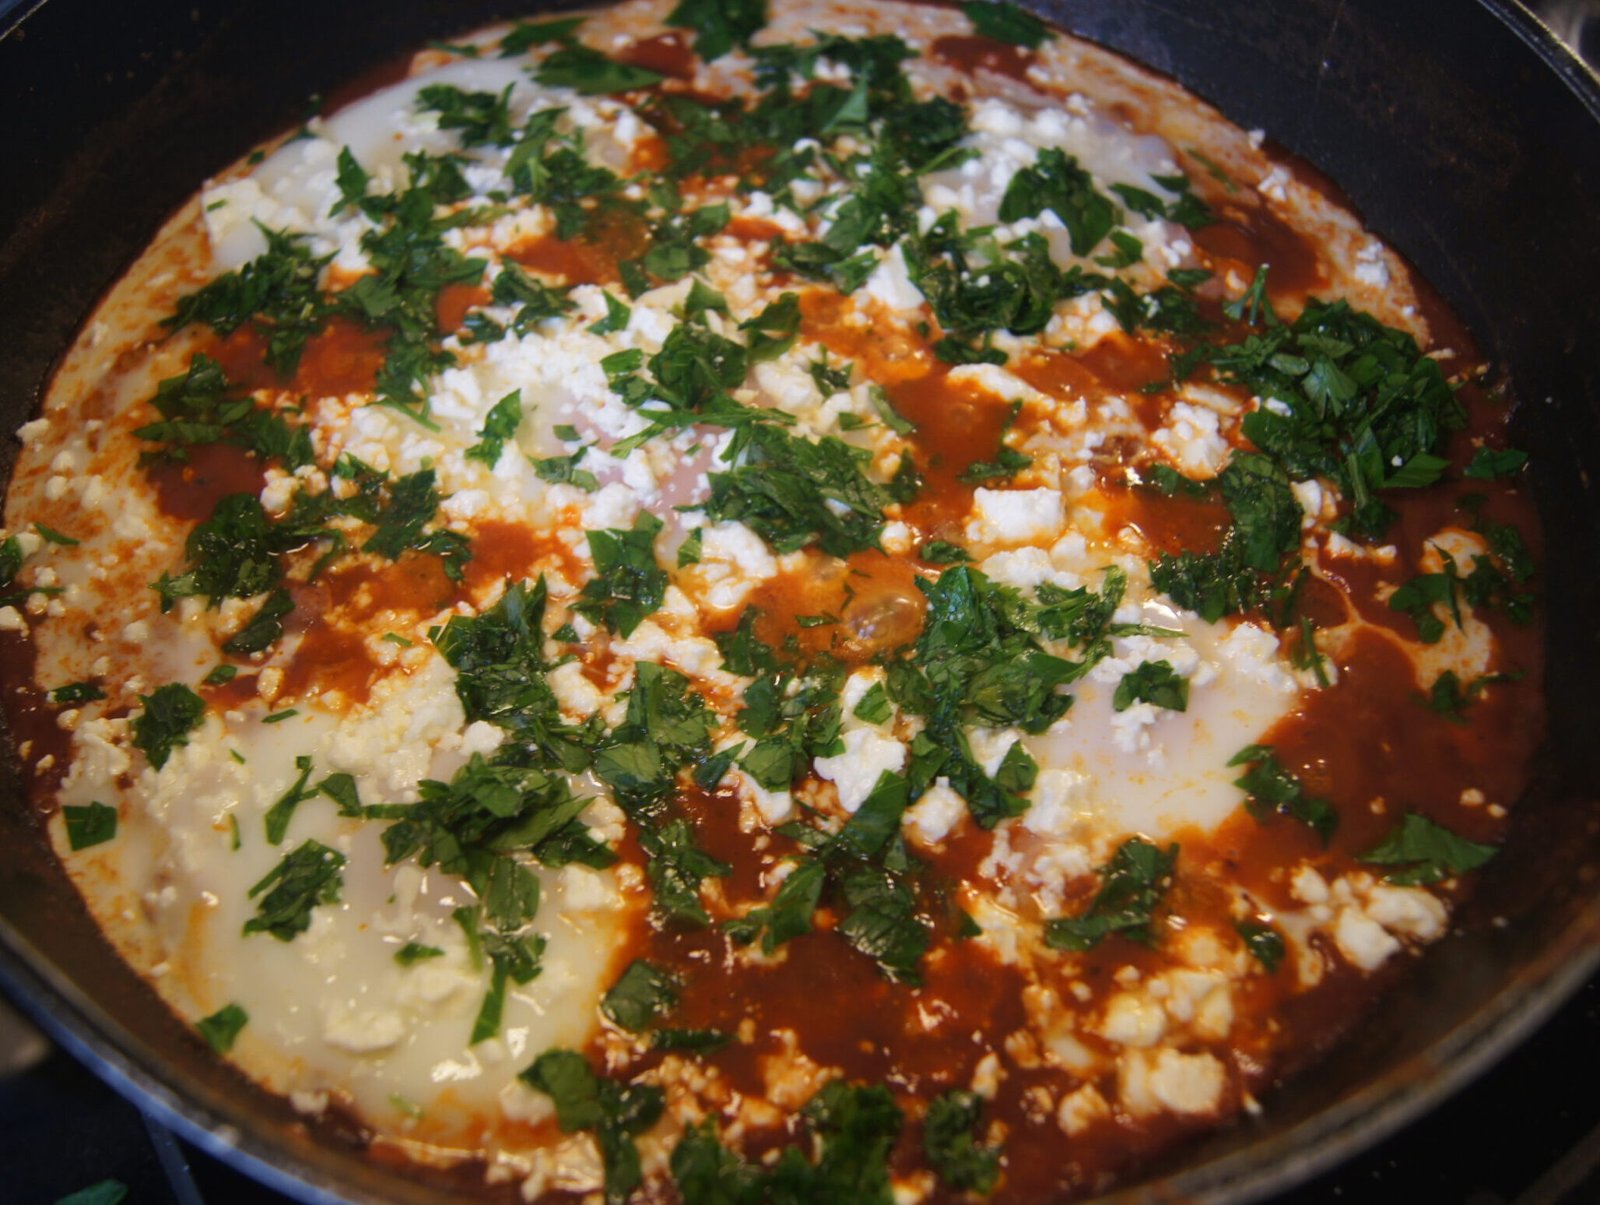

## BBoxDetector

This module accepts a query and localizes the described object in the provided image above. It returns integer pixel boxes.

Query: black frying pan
[1,2,1598,1200]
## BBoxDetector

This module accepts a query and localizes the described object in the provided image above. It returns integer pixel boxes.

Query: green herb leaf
[740,291,802,363]
[576,513,667,637]
[652,1027,732,1052]
[63,801,118,851]
[417,82,516,147]
[1228,744,1338,844]
[222,587,295,656]
[49,681,105,705]
[521,1050,666,1203]
[962,1,1048,48]
[999,147,1116,257]
[165,228,331,378]
[363,469,472,581]
[1463,446,1528,480]
[1113,660,1189,712]
[1236,920,1285,973]
[594,662,716,815]
[499,17,585,56]
[243,839,346,941]
[772,1080,903,1202]
[728,856,826,952]
[853,682,893,725]
[601,959,680,1031]
[1044,837,1178,950]
[923,1089,1001,1194]
[263,755,318,845]
[33,521,78,546]
[395,942,445,965]
[1359,811,1497,885]
[195,1002,249,1054]
[588,291,633,334]
[535,45,664,94]
[836,865,930,984]
[677,526,704,568]
[465,389,523,466]
[919,540,971,564]
[639,817,730,926]
[433,577,598,770]
[670,1119,764,1203]
[668,0,768,61]
[132,683,206,770]
[704,424,890,557]
[55,1180,129,1205]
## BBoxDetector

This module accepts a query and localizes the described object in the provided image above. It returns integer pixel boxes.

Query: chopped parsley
[853,682,893,725]
[522,1050,665,1203]
[904,218,1105,362]
[242,839,346,941]
[222,587,295,656]
[1179,296,1466,540]
[999,147,1116,257]
[668,0,768,61]
[464,389,523,466]
[963,1,1048,46]
[394,942,444,965]
[262,755,318,845]
[1463,446,1528,480]
[63,801,118,851]
[49,680,104,705]
[767,1080,903,1201]
[165,226,331,377]
[1148,452,1301,623]
[531,447,599,491]
[703,424,893,556]
[1044,837,1178,951]
[499,17,584,56]
[923,1089,1001,1194]
[535,44,664,94]
[32,522,77,546]
[1423,668,1514,722]
[131,683,206,770]
[728,772,931,983]
[884,565,1112,828]
[639,817,730,927]
[588,290,632,334]
[135,354,312,469]
[195,1002,249,1054]
[600,959,680,1031]
[1229,744,1337,843]
[362,469,472,581]
[575,513,667,637]
[380,752,591,906]
[669,1080,905,1202]
[1113,660,1189,712]
[432,577,597,771]
[1359,812,1497,885]
[593,662,716,816]
[1237,920,1286,973]
[153,493,285,611]
[333,150,488,422]
[416,82,516,148]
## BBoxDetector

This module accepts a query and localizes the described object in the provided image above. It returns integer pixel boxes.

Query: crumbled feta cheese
[814,728,906,813]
